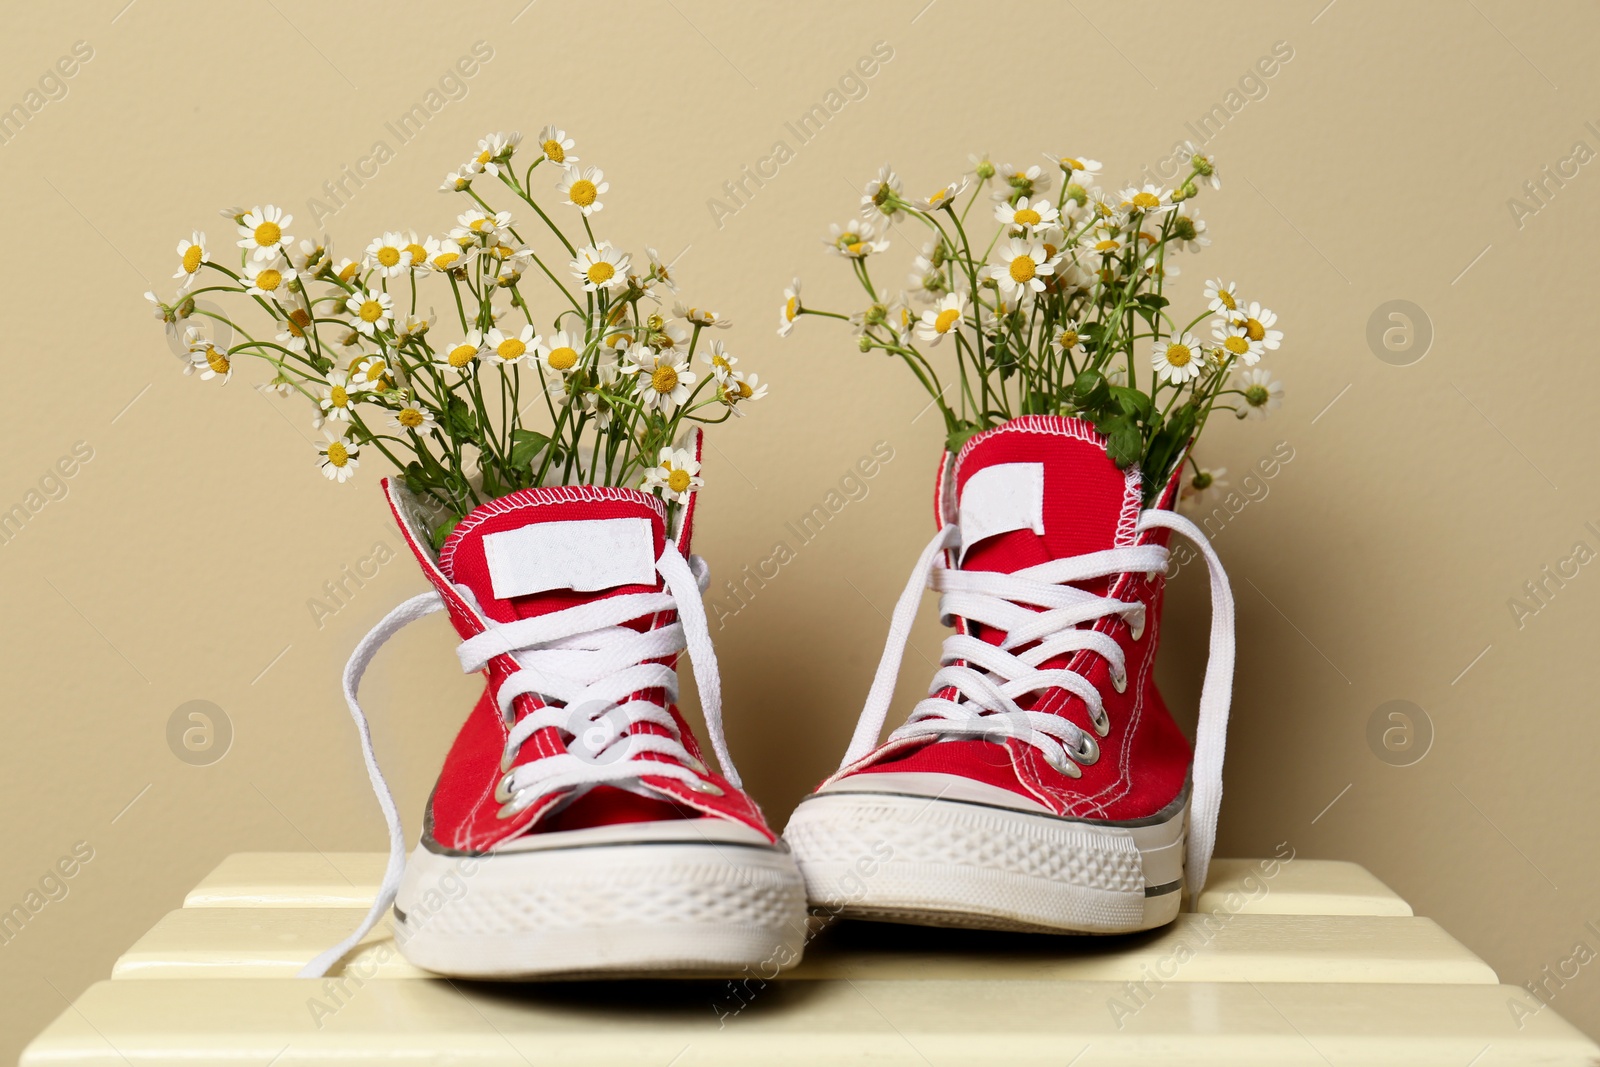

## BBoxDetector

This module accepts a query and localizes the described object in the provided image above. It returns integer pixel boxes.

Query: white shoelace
[839,509,1234,900]
[300,540,735,978]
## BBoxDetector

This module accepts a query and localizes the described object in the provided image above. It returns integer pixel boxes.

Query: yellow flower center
[1217,289,1237,311]
[1061,157,1084,170]
[376,247,401,267]
[547,346,578,371]
[469,217,492,232]
[846,241,866,256]
[359,300,384,323]
[289,309,310,332]
[1131,191,1162,210]
[1094,239,1119,253]
[735,380,752,399]
[253,221,281,247]
[838,232,860,250]
[182,246,203,273]
[398,408,425,428]
[1245,317,1265,341]
[1008,255,1037,283]
[1165,343,1193,367]
[651,365,679,393]
[256,268,282,291]
[712,353,730,373]
[432,252,461,269]
[362,359,388,380]
[934,308,960,334]
[405,243,427,266]
[339,262,359,282]
[497,337,526,361]
[543,139,565,163]
[666,468,692,493]
[568,179,598,207]
[586,261,615,285]
[205,347,229,373]
[1059,329,1079,348]
[784,296,799,322]
[928,188,949,205]
[476,149,492,165]
[1014,208,1041,226]
[1043,242,1059,258]
[326,440,350,466]
[330,385,350,407]
[1223,335,1250,356]
[448,344,476,368]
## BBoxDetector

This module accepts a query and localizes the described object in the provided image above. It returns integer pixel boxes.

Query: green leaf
[509,429,551,470]
[945,425,982,454]
[446,396,476,437]
[1107,385,1153,421]
[1105,420,1142,468]
[429,517,460,551]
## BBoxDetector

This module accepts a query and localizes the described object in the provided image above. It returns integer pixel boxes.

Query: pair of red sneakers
[302,415,1234,980]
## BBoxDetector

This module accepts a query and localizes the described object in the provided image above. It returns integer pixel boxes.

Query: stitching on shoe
[438,485,667,574]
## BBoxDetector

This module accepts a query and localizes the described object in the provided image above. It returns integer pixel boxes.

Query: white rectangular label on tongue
[958,462,1044,561]
[482,517,656,598]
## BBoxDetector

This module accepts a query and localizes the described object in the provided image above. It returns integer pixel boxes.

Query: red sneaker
[304,439,806,979]
[785,415,1234,934]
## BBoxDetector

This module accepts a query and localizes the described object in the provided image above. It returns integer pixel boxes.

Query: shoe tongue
[953,416,1141,575]
[438,487,670,624]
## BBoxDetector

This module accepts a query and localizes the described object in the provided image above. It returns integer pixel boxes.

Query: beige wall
[4,0,1597,1052]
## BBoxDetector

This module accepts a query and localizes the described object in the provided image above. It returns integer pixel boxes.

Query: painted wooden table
[22,853,1596,1065]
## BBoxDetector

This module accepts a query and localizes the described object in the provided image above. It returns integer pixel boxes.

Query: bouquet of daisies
[779,151,1282,503]
[148,128,767,545]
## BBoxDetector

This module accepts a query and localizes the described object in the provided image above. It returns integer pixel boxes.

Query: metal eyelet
[1044,751,1083,779]
[1072,733,1100,766]
[493,774,517,804]
[1089,706,1111,738]
[1128,608,1146,642]
[686,779,724,796]
[1111,670,1128,695]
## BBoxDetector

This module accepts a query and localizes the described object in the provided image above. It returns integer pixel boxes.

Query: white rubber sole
[393,820,809,979]
[784,782,1187,935]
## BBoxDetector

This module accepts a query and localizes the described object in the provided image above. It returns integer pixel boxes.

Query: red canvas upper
[835,415,1193,823]
[383,471,774,853]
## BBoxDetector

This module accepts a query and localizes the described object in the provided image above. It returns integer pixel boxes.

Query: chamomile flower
[187,335,233,383]
[629,345,696,415]
[968,151,997,183]
[437,330,483,376]
[1118,184,1173,215]
[994,196,1060,233]
[537,125,577,165]
[642,447,702,505]
[318,427,360,483]
[1050,320,1088,361]
[571,243,630,292]
[364,232,413,277]
[1191,152,1221,190]
[861,164,903,220]
[674,302,731,330]
[701,339,738,383]
[1238,367,1284,420]
[484,324,539,367]
[907,239,952,301]
[242,260,297,299]
[470,131,520,177]
[319,372,358,422]
[777,278,803,337]
[332,258,362,285]
[352,354,399,392]
[645,247,679,293]
[536,329,584,376]
[174,232,206,289]
[1081,231,1124,269]
[557,165,608,216]
[439,168,473,193]
[389,398,436,433]
[1048,154,1103,182]
[1169,201,1210,253]
[292,238,330,276]
[1204,278,1244,316]
[915,177,969,212]
[237,205,293,261]
[987,237,1056,298]
[275,328,307,355]
[996,162,1050,203]
[454,208,512,243]
[345,289,393,337]
[1180,466,1229,510]
[422,241,468,273]
[722,371,766,415]
[1232,301,1283,351]
[824,218,888,259]
[915,293,966,346]
[643,315,690,352]
[1152,333,1204,385]
[1212,318,1264,367]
